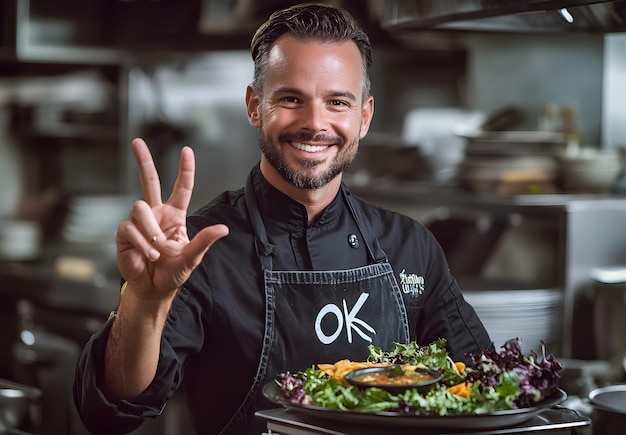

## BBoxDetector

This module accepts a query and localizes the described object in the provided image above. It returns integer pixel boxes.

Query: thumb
[184,224,229,268]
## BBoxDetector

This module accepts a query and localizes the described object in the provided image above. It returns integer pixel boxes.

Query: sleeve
[358,201,495,362]
[73,287,198,435]
[414,231,495,363]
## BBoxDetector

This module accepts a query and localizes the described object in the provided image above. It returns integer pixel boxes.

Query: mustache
[278,132,344,146]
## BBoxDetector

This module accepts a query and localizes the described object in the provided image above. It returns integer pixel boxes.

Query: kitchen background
[1,0,626,434]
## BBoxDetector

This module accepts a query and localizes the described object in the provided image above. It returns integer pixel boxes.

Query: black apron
[219,176,410,434]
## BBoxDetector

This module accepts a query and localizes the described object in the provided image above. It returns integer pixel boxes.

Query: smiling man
[251,33,371,197]
[73,4,493,435]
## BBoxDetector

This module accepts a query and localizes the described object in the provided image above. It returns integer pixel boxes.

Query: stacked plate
[458,155,559,193]
[62,195,134,244]
[456,130,566,193]
[462,286,562,352]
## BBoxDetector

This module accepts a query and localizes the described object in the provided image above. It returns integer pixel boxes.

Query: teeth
[291,142,328,153]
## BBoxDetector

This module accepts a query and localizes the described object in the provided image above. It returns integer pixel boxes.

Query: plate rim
[262,381,567,429]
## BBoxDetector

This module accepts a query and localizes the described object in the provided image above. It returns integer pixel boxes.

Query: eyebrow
[274,86,358,102]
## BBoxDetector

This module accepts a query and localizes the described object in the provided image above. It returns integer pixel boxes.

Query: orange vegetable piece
[448,382,471,398]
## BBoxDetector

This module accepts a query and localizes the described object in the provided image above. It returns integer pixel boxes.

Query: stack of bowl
[557,148,625,193]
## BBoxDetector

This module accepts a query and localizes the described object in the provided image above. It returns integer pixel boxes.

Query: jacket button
[348,234,359,248]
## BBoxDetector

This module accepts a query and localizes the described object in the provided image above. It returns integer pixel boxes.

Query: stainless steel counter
[256,406,591,435]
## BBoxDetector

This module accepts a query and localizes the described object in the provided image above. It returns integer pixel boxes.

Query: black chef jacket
[73,164,493,434]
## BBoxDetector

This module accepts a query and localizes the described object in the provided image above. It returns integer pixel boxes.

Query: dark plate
[344,366,443,395]
[262,382,567,430]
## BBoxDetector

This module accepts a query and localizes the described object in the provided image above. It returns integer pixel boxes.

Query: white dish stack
[463,288,562,353]
[0,219,41,261]
[62,195,134,244]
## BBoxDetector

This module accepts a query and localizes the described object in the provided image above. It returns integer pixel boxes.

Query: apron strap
[341,184,388,264]
[244,174,276,271]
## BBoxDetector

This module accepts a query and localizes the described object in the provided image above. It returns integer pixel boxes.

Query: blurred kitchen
[1,0,626,433]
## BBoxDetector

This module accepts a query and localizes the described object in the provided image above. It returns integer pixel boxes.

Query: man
[74,3,493,434]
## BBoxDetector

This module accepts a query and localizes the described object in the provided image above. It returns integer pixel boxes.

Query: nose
[302,101,328,132]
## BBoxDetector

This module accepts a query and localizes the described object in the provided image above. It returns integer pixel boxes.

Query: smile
[290,141,330,153]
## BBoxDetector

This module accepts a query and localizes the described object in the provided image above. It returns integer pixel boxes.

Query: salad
[275,337,563,416]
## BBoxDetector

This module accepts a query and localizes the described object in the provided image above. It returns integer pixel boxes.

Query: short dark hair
[250,3,372,100]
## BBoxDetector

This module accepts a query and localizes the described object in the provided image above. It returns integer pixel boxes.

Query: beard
[259,129,359,190]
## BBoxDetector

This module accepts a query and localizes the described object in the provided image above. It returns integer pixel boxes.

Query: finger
[183,224,229,269]
[116,219,161,262]
[129,200,166,249]
[166,146,195,212]
[132,138,163,207]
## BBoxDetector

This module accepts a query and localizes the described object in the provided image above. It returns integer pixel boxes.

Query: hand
[115,138,229,302]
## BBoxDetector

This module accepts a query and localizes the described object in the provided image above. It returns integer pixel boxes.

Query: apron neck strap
[340,185,388,264]
[245,174,276,271]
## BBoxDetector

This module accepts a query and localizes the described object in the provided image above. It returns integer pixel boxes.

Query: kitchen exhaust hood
[381,0,626,33]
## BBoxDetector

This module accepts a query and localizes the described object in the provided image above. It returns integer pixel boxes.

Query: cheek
[265,110,282,125]
[261,106,287,130]
[339,114,363,139]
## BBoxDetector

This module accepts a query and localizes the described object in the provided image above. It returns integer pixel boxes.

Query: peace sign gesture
[115,138,229,303]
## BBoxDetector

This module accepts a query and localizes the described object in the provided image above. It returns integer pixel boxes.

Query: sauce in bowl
[345,365,443,394]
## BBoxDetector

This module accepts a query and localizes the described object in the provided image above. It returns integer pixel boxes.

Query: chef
[73,3,493,434]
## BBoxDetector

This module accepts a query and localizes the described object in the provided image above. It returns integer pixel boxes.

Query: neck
[259,159,341,226]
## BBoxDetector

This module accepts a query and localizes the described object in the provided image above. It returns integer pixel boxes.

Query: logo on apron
[315,292,376,344]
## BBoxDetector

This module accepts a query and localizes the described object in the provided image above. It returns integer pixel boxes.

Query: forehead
[264,35,363,94]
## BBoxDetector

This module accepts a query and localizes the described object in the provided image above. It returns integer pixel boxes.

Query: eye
[280,96,300,104]
[330,100,349,107]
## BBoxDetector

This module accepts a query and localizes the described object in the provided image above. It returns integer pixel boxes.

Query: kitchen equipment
[62,194,134,244]
[380,0,626,33]
[558,148,625,193]
[588,384,626,435]
[0,388,28,431]
[257,405,590,435]
[0,219,41,261]
[456,128,566,193]
[458,154,559,193]
[458,130,566,157]
[479,106,525,132]
[590,266,626,361]
[262,381,570,431]
[12,299,82,435]
[0,379,41,433]
[402,108,485,183]
[347,137,432,185]
[461,282,562,352]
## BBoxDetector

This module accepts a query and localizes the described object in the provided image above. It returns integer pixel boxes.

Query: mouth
[290,141,331,153]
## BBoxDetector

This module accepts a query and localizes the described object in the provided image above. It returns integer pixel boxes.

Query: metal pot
[588,384,626,435]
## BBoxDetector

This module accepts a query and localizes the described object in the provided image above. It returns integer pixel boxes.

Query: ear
[359,95,374,139]
[246,85,261,128]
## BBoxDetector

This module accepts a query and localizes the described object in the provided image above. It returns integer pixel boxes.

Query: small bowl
[344,365,443,395]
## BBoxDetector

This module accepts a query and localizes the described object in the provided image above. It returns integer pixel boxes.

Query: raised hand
[115,138,229,303]
[103,138,229,400]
